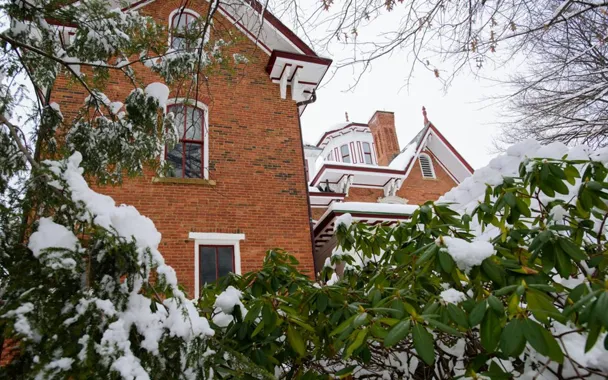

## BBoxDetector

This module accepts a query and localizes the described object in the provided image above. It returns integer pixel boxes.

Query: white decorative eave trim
[189,232,245,241]
[265,50,332,107]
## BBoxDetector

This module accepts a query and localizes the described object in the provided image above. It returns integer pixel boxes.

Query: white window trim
[189,232,245,298]
[419,153,436,179]
[167,8,202,48]
[163,98,210,179]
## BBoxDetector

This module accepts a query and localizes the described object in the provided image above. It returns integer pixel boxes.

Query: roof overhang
[316,123,370,147]
[313,202,417,252]
[309,191,345,208]
[310,163,406,189]
[265,50,332,112]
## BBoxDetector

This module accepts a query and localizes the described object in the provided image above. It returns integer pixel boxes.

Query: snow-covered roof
[388,143,416,170]
[439,140,601,215]
[313,201,417,253]
[328,202,418,216]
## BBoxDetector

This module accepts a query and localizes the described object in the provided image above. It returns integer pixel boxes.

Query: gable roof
[121,0,318,57]
[388,109,474,183]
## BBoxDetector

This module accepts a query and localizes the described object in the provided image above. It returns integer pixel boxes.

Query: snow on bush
[439,288,467,304]
[437,236,495,273]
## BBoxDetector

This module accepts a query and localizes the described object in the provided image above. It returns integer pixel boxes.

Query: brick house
[50,0,334,296]
[307,108,474,273]
[50,0,473,290]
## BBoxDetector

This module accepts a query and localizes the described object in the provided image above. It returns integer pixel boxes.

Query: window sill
[152,177,216,186]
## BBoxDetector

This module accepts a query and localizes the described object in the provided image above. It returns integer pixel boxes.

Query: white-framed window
[189,232,245,298]
[168,8,200,50]
[164,99,209,179]
[419,153,436,179]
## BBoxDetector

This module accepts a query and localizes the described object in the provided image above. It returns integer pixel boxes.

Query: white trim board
[189,232,245,298]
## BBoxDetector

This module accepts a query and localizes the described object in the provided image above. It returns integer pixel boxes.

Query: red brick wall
[50,0,314,296]
[397,150,458,204]
[368,111,400,166]
[347,187,384,203]
[311,208,326,220]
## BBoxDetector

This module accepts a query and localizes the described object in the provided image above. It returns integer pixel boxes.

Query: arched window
[166,103,206,178]
[340,144,351,163]
[362,142,373,164]
[169,9,198,50]
[419,153,436,179]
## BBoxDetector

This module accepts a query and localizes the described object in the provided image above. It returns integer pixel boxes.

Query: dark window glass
[340,144,350,163]
[200,246,217,284]
[200,246,234,286]
[217,247,233,278]
[166,104,205,178]
[363,142,373,164]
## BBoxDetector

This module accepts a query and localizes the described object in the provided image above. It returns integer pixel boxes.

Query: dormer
[316,123,377,167]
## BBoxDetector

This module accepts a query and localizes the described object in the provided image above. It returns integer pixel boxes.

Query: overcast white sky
[281,2,515,170]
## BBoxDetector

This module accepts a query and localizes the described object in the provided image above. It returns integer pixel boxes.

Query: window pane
[185,107,203,140]
[166,143,183,178]
[170,105,185,138]
[363,142,371,153]
[217,247,234,278]
[200,246,217,284]
[341,145,350,163]
[171,37,185,50]
[184,143,202,178]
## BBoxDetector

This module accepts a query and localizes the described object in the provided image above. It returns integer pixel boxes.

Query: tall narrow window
[200,245,234,285]
[362,142,373,165]
[305,159,309,182]
[419,153,436,179]
[170,10,197,50]
[166,104,205,178]
[340,144,351,163]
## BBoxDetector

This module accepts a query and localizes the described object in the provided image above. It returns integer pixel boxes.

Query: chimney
[368,111,400,166]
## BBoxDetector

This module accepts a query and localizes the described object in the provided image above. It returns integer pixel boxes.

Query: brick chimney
[368,111,400,166]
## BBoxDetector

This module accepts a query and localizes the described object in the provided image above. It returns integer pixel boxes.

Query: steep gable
[389,107,474,186]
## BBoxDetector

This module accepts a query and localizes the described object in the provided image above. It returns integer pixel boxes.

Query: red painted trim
[334,147,339,162]
[265,50,332,74]
[428,123,475,173]
[275,63,292,82]
[357,141,363,163]
[310,192,347,198]
[349,142,356,164]
[288,65,303,82]
[316,122,369,147]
